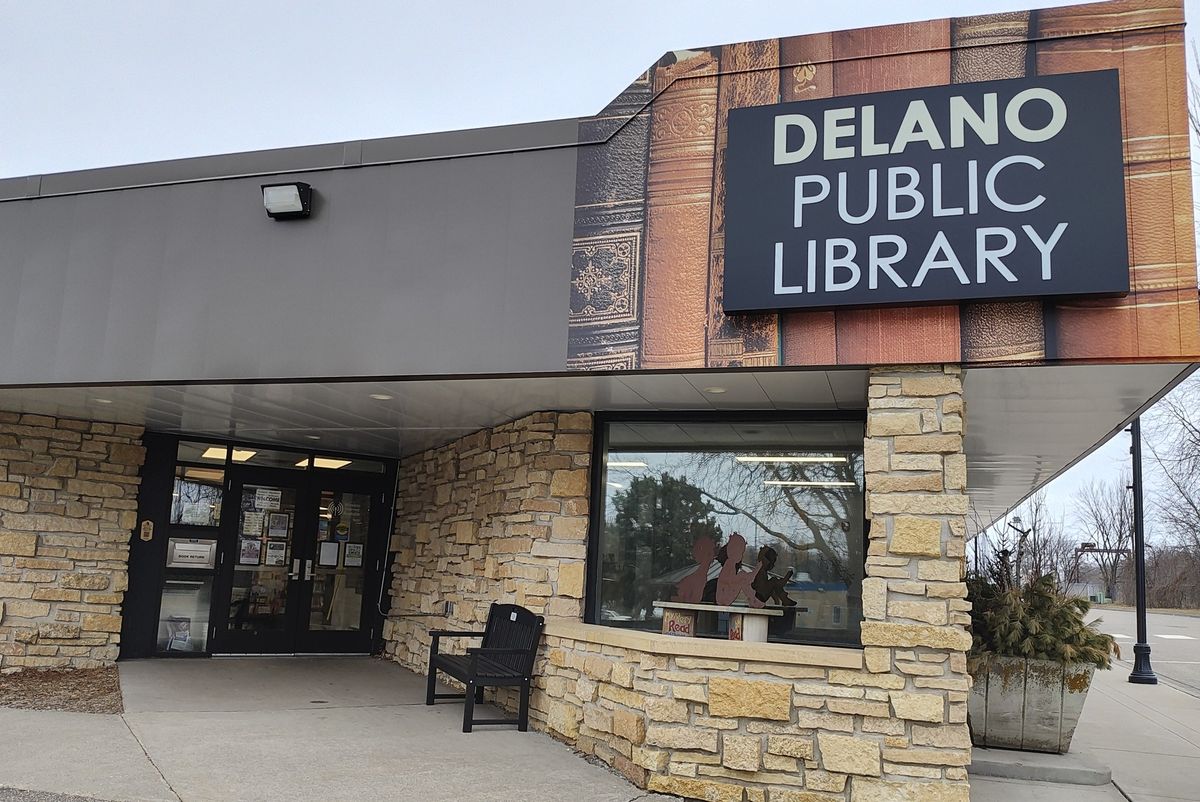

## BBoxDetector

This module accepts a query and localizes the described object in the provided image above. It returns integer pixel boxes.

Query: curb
[1100,605,1200,619]
[968,747,1112,786]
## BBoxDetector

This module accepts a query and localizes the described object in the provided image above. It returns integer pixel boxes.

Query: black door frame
[211,464,394,655]
[122,432,397,660]
[210,465,315,655]
[298,468,393,654]
[120,431,180,659]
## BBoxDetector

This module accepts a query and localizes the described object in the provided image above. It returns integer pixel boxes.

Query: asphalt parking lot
[1090,608,1200,693]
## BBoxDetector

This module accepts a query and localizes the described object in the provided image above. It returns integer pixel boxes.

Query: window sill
[544,621,863,670]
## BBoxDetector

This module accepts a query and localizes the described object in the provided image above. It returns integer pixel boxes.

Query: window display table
[653,601,783,643]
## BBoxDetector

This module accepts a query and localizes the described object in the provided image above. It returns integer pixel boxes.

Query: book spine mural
[640,50,720,369]
[778,33,838,366]
[566,0,1199,372]
[829,21,962,365]
[1034,0,1200,360]
[567,73,653,371]
[706,41,781,368]
[952,12,1047,363]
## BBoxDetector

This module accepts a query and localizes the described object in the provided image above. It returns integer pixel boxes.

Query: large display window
[589,415,866,647]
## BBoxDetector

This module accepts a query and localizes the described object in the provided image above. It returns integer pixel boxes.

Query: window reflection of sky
[603,450,862,568]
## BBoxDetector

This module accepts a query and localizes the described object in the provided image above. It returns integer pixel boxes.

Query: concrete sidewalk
[0,657,668,802]
[970,776,1128,801]
[1071,660,1200,802]
[1,656,1196,802]
[965,661,1200,802]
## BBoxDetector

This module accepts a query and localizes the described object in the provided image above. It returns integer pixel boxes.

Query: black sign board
[723,70,1128,313]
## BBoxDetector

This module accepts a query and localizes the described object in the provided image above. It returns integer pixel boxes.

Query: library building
[0,0,1196,799]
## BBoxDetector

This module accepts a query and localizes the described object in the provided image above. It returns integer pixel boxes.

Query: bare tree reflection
[674,452,864,586]
[171,476,223,525]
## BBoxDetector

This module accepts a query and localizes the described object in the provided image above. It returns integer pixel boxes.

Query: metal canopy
[0,362,1186,534]
[963,362,1193,530]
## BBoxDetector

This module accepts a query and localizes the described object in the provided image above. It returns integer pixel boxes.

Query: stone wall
[0,412,145,671]
[384,411,593,668]
[858,365,971,799]
[528,626,939,802]
[384,376,972,802]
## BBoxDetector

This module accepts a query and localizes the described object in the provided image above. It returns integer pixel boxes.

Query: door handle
[290,559,301,580]
[304,560,314,581]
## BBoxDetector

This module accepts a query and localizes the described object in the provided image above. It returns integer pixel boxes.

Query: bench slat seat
[424,602,545,732]
[432,653,529,682]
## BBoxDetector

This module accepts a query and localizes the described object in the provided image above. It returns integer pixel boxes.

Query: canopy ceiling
[0,362,1187,534]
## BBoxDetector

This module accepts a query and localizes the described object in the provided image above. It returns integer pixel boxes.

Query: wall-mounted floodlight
[261,182,312,220]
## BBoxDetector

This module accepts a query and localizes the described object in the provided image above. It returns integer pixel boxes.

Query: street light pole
[1128,416,1157,685]
[1007,516,1032,587]
[974,529,981,577]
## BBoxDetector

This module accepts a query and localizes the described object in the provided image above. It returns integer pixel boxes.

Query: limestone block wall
[526,626,971,802]
[0,412,145,671]
[383,374,971,802]
[383,411,593,668]
[859,365,972,799]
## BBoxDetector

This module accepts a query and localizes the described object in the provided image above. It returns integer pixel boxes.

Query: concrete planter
[968,655,1095,754]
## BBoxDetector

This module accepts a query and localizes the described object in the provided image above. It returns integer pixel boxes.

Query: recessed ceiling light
[307,457,352,469]
[737,456,849,464]
[305,435,321,441]
[182,467,224,483]
[369,393,394,401]
[703,386,727,394]
[201,447,256,463]
[93,398,113,405]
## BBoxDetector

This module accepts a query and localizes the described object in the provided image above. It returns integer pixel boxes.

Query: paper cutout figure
[752,546,796,606]
[674,536,717,603]
[715,533,764,607]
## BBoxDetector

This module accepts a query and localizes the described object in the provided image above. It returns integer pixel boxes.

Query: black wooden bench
[425,602,545,733]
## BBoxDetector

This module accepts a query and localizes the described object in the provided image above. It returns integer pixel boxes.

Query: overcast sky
[1,0,1157,177]
[1,0,1196,536]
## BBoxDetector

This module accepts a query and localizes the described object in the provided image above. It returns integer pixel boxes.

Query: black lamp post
[1128,416,1157,685]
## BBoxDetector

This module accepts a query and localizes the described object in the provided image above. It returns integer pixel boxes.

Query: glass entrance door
[213,471,308,654]
[211,467,388,654]
[302,485,376,653]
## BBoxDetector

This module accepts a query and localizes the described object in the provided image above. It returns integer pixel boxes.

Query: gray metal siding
[0,147,577,384]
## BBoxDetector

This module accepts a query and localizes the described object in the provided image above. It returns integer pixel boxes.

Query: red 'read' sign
[662,608,696,637]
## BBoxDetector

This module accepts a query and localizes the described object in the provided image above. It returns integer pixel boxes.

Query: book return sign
[722,70,1128,313]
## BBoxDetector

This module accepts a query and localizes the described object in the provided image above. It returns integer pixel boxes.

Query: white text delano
[769,88,1069,296]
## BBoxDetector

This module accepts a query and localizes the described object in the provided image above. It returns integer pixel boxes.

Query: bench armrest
[429,630,486,659]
